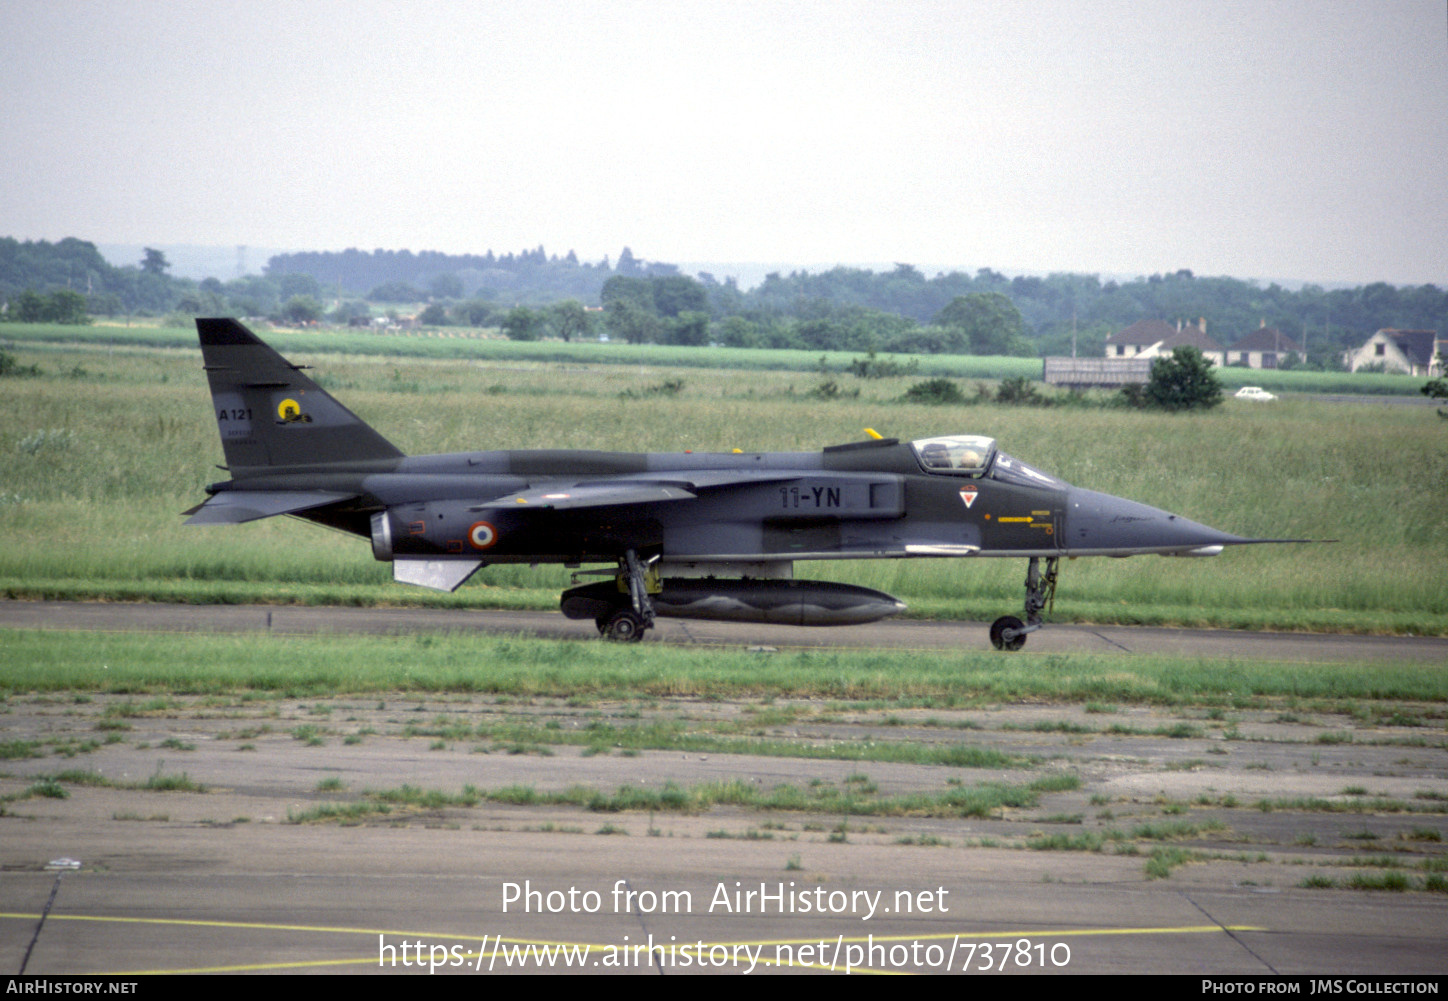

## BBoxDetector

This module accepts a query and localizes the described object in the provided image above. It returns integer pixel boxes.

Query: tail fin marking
[196,318,403,472]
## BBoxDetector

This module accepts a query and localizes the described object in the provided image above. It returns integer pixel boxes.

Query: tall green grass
[2,630,1444,703]
[3,320,1427,392]
[0,339,1443,633]
[1,321,1043,379]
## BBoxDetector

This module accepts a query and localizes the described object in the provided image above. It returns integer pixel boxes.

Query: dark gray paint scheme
[187,319,1283,647]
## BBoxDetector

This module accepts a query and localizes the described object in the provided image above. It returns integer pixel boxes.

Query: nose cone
[1064,488,1245,556]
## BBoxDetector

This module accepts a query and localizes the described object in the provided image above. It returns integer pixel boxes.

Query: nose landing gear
[989,556,1058,650]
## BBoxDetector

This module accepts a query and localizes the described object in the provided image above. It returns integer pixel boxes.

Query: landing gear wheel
[603,609,647,643]
[985,555,1061,649]
[990,615,1027,651]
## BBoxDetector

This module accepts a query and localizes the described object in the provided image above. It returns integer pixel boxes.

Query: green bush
[847,351,919,379]
[995,376,1046,406]
[902,378,965,405]
[1421,376,1448,419]
[1123,347,1223,411]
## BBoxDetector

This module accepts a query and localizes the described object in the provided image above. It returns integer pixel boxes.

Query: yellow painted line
[831,924,1262,942]
[110,947,905,977]
[2,912,492,939]
[758,958,904,975]
[8,913,1261,939]
[2,913,1262,976]
[678,924,1262,949]
[118,956,381,975]
[115,953,908,976]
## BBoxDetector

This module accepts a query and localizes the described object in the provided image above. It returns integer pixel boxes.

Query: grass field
[0,330,1444,634]
[2,629,1443,895]
[4,319,1429,393]
[4,326,1443,929]
[3,629,1445,706]
[5,320,1045,380]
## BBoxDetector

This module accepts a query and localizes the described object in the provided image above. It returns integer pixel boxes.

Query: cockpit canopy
[910,435,995,475]
[910,435,1067,490]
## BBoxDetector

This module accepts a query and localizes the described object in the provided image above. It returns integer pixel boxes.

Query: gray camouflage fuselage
[186,318,1273,642]
[205,442,1242,565]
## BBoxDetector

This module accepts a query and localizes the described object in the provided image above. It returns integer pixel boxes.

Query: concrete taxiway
[7,835,1446,976]
[3,717,1446,977]
[2,599,1443,663]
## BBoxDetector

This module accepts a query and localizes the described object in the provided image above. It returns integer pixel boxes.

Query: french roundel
[467,521,499,549]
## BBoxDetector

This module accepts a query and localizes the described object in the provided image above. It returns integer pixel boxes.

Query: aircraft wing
[653,470,804,491]
[474,470,807,511]
[476,481,697,511]
[182,490,358,525]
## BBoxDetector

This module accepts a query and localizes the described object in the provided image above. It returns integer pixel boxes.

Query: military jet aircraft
[186,318,1282,649]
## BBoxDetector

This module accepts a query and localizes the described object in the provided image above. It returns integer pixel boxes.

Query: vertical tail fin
[197,318,403,472]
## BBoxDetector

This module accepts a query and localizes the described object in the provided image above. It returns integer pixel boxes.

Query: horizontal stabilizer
[183,490,356,525]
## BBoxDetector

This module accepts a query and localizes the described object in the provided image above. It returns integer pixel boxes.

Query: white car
[1234,386,1277,401]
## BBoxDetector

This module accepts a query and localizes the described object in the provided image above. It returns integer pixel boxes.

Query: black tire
[990,615,1027,651]
[603,610,647,643]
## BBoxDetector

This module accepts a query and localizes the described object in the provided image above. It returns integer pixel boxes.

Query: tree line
[3,237,1444,368]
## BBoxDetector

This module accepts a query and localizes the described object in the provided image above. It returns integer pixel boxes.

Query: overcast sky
[3,0,1445,286]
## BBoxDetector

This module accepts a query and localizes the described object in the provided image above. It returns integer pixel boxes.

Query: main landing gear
[595,549,658,643]
[989,556,1059,651]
